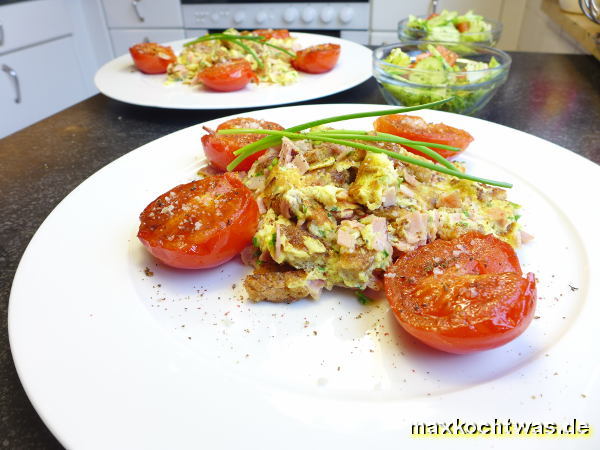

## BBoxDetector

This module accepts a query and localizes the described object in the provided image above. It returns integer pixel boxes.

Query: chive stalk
[317,130,460,152]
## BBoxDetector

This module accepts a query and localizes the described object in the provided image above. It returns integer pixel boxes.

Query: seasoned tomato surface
[385,232,536,354]
[138,173,259,269]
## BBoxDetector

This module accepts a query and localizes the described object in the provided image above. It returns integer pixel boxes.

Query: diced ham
[279,197,291,219]
[291,153,310,174]
[370,216,390,252]
[405,212,429,245]
[256,196,266,214]
[382,187,397,207]
[278,137,295,165]
[404,171,419,186]
[398,184,415,198]
[240,245,258,267]
[520,230,535,244]
[306,279,326,299]
[337,228,357,251]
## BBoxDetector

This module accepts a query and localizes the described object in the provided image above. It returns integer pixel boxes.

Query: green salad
[402,10,495,44]
[379,44,506,114]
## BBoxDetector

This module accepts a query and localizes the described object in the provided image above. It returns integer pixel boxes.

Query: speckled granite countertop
[1,52,598,449]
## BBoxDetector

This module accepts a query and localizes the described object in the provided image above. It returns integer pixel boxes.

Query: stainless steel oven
[180,1,371,44]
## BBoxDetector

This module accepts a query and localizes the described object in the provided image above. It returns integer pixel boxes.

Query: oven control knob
[320,7,335,23]
[233,11,245,25]
[302,7,317,23]
[283,7,298,23]
[339,7,354,24]
[255,11,267,24]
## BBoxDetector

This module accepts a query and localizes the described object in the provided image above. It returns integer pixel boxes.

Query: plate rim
[94,32,373,110]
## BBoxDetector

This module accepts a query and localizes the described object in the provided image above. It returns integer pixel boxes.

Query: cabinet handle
[2,64,21,104]
[0,24,4,46]
[430,0,439,14]
[132,0,145,23]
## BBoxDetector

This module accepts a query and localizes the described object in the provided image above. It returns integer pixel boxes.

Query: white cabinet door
[109,28,185,57]
[0,0,72,55]
[0,36,87,138]
[101,0,183,28]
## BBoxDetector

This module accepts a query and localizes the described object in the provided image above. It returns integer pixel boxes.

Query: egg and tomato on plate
[137,114,536,354]
[129,28,341,92]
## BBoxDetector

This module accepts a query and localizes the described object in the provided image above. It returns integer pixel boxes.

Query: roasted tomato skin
[384,232,537,354]
[292,43,341,74]
[197,59,258,92]
[373,114,474,161]
[137,173,259,269]
[129,43,176,74]
[252,29,290,40]
[202,117,284,172]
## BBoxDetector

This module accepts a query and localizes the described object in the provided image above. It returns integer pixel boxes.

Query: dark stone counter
[0,52,598,449]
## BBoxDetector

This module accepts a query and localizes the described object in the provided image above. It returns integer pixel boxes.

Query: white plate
[94,33,372,109]
[9,104,600,449]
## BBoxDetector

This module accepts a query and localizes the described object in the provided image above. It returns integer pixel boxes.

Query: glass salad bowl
[398,11,502,46]
[373,41,511,116]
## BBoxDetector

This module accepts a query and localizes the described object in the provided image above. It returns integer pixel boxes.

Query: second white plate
[94,33,373,109]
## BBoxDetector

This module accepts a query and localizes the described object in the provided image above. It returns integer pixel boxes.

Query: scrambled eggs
[167,29,298,86]
[242,130,522,302]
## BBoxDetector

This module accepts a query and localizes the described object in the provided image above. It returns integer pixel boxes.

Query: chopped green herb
[252,236,259,248]
[356,291,373,305]
[270,232,277,247]
[382,250,390,258]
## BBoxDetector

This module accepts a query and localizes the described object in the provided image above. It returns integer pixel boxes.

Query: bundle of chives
[219,98,512,188]
[218,128,511,188]
[227,99,452,170]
